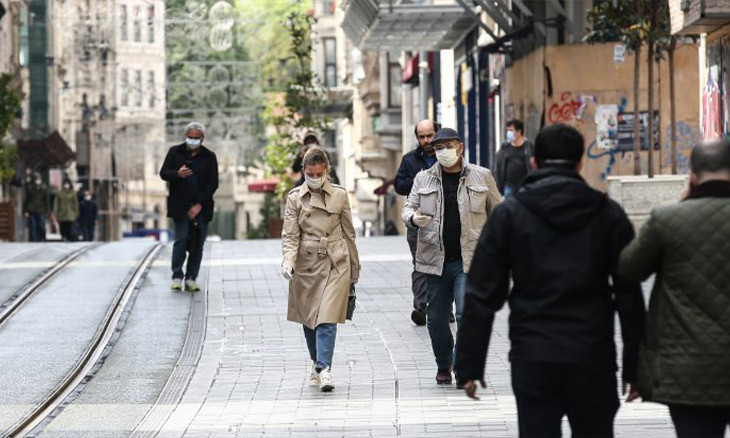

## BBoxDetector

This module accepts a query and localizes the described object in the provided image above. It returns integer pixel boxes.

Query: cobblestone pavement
[146,236,673,438]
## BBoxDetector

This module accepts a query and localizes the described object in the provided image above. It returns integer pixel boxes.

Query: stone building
[49,0,167,238]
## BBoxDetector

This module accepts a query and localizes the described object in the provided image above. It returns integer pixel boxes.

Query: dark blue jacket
[394,147,435,196]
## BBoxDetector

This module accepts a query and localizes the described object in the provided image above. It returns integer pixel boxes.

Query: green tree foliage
[584,0,646,51]
[262,11,327,199]
[235,0,308,92]
[0,73,21,188]
[585,0,672,176]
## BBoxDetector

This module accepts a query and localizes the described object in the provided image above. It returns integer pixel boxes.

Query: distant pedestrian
[159,121,219,292]
[290,131,339,187]
[281,147,360,393]
[23,172,50,242]
[494,119,533,198]
[619,139,730,438]
[78,190,98,241]
[456,123,646,438]
[395,119,438,326]
[54,177,79,242]
[402,128,501,385]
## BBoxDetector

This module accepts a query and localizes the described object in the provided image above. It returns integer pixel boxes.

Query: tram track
[0,243,101,328]
[1,242,162,438]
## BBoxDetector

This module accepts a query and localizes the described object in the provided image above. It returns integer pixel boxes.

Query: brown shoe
[436,368,453,385]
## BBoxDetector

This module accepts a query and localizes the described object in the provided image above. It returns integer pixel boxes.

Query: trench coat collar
[296,179,334,210]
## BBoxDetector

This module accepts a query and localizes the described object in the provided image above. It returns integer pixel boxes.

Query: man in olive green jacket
[619,139,730,438]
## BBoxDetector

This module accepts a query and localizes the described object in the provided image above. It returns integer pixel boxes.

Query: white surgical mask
[506,130,516,143]
[436,148,459,168]
[84,195,92,201]
[305,175,324,189]
[63,184,71,190]
[186,138,201,149]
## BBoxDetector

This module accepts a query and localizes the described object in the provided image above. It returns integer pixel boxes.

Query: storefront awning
[342,0,477,51]
[248,178,279,193]
[17,131,75,168]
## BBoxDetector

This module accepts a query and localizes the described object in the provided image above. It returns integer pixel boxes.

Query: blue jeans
[303,323,337,371]
[425,258,466,370]
[503,185,516,199]
[171,218,208,280]
[28,213,46,242]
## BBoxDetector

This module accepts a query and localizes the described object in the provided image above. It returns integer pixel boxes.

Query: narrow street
[1,237,674,437]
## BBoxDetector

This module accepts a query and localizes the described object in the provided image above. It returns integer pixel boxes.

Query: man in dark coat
[160,121,219,292]
[394,119,438,326]
[78,190,98,241]
[619,139,730,438]
[456,123,646,437]
[494,119,533,198]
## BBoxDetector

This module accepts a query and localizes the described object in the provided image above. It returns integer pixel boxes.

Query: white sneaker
[185,279,200,292]
[171,278,182,291]
[319,367,334,392]
[309,363,320,387]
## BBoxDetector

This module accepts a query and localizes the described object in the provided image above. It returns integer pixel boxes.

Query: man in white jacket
[402,128,501,385]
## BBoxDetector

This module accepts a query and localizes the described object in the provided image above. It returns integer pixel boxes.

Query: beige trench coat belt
[301,236,346,274]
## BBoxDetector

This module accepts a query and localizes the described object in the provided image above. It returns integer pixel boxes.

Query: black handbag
[346,284,356,320]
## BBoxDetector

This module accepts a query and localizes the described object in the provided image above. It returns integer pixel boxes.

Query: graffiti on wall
[547,92,598,123]
[663,121,698,174]
[586,139,620,180]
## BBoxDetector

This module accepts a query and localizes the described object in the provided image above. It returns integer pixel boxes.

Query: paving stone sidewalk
[149,236,673,438]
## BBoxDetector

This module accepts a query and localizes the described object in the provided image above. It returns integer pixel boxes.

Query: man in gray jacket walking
[402,128,501,384]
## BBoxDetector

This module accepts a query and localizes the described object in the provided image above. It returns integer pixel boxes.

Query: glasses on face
[433,142,459,151]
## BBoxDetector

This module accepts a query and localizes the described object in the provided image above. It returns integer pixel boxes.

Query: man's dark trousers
[406,227,427,312]
[172,218,208,280]
[511,362,619,438]
[668,404,730,438]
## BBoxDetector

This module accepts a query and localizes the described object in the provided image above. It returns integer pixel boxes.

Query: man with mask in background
[494,119,533,199]
[402,128,501,385]
[395,119,438,326]
[160,121,219,292]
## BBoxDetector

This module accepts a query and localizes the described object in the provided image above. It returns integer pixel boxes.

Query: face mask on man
[436,148,460,168]
[63,184,71,190]
[305,175,325,189]
[34,179,41,185]
[84,195,92,201]
[506,130,516,143]
[186,138,201,149]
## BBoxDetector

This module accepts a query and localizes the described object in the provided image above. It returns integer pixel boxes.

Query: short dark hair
[506,119,524,134]
[534,123,584,168]
[691,139,730,175]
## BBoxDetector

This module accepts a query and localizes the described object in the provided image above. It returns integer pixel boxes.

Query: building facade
[338,0,701,207]
[49,0,167,239]
[670,0,730,140]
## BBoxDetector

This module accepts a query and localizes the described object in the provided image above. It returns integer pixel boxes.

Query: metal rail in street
[2,243,163,438]
[0,243,101,328]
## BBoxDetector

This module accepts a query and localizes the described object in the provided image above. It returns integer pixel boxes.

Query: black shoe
[449,312,455,323]
[411,309,427,326]
[436,368,453,385]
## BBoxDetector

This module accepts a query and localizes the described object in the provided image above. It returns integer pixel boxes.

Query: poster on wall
[702,64,722,139]
[595,104,619,149]
[616,111,659,151]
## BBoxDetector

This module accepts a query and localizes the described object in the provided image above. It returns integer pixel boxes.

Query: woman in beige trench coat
[281,147,360,392]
